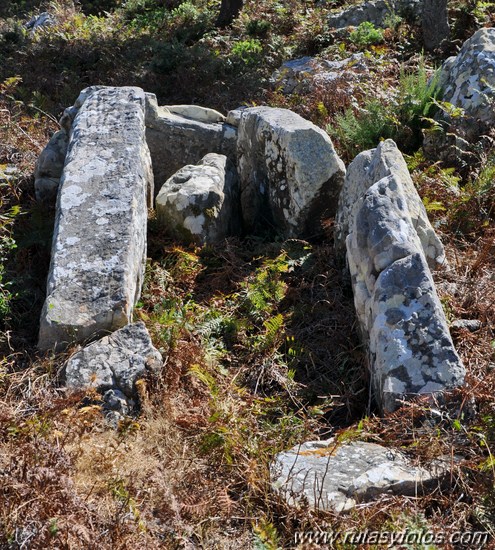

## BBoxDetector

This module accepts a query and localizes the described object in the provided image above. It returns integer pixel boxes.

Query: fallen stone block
[156,153,241,245]
[65,322,162,417]
[271,439,448,512]
[145,93,237,193]
[38,86,153,350]
[237,106,345,238]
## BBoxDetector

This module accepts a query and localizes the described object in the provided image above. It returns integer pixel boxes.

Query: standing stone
[422,0,449,51]
[335,139,445,269]
[156,153,241,245]
[237,107,345,238]
[38,87,153,351]
[339,141,464,412]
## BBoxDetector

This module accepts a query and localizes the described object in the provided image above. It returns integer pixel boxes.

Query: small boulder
[270,54,369,96]
[156,153,241,245]
[272,439,448,512]
[65,321,162,402]
[34,130,69,203]
[237,106,345,238]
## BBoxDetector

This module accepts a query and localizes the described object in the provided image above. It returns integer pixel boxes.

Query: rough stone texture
[335,140,445,269]
[145,93,237,194]
[328,0,421,29]
[271,439,448,512]
[339,142,465,412]
[156,153,241,245]
[237,106,345,237]
[270,54,369,95]
[38,86,152,351]
[65,322,162,398]
[437,28,495,138]
[34,130,69,203]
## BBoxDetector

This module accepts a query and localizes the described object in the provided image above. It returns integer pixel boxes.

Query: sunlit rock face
[38,86,152,351]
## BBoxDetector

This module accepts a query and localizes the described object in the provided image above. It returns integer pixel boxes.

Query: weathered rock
[336,140,445,269]
[340,142,465,412]
[65,322,162,397]
[38,86,152,351]
[271,439,448,512]
[156,153,241,245]
[451,319,482,332]
[34,130,69,203]
[25,11,56,33]
[270,54,369,95]
[328,0,421,29]
[145,93,237,193]
[436,28,495,139]
[237,106,345,237]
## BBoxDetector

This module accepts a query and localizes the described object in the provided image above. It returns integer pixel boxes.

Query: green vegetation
[1,0,495,547]
[349,21,384,47]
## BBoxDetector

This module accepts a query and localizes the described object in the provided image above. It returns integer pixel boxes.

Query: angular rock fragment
[145,94,237,193]
[38,86,152,350]
[272,439,448,512]
[156,153,241,245]
[237,106,345,237]
[65,322,162,397]
[65,322,162,419]
[338,141,464,412]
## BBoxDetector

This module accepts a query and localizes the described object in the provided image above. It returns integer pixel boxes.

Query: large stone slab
[271,439,448,512]
[38,86,152,351]
[340,142,465,412]
[237,106,345,238]
[156,153,241,245]
[145,94,237,193]
[335,139,445,269]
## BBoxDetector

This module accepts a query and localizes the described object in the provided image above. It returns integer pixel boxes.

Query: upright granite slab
[337,141,464,412]
[237,107,345,237]
[38,86,153,351]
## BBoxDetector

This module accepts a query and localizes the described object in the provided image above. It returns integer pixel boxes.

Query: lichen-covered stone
[328,0,421,29]
[145,93,237,193]
[270,54,369,95]
[336,140,445,269]
[438,28,495,135]
[65,322,162,397]
[341,143,465,412]
[155,153,241,245]
[237,106,345,237]
[271,439,448,512]
[34,129,69,203]
[38,86,152,351]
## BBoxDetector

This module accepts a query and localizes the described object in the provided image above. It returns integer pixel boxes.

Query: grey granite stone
[38,86,152,350]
